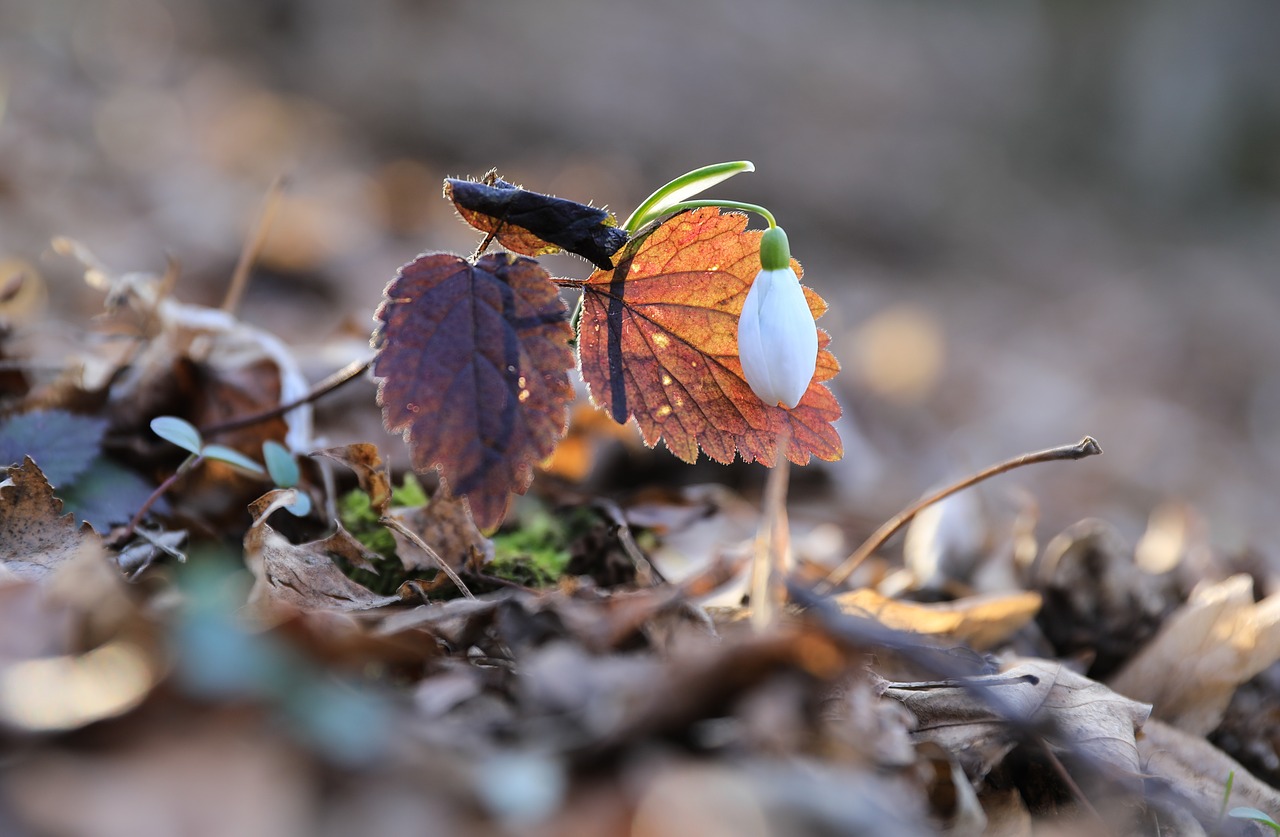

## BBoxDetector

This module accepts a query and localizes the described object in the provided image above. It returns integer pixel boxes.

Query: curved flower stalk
[737,226,818,409]
[622,161,755,233]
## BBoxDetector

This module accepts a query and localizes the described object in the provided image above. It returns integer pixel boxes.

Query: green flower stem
[650,200,777,229]
[622,161,755,233]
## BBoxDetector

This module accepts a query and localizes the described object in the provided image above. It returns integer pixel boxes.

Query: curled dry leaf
[245,489,400,616]
[1108,573,1280,736]
[311,443,391,513]
[70,251,312,452]
[884,659,1151,789]
[444,175,628,270]
[388,492,492,574]
[0,457,102,582]
[578,208,842,467]
[373,252,574,530]
[1033,518,1178,677]
[836,588,1042,652]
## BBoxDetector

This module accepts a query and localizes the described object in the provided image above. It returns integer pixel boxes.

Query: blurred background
[2,0,1280,559]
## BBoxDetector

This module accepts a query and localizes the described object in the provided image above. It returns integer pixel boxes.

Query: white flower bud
[737,262,819,409]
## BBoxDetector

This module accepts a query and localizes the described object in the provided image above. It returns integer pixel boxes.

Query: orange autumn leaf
[577,208,842,467]
[373,252,574,530]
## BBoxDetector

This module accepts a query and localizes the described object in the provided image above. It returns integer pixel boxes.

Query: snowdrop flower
[737,226,818,409]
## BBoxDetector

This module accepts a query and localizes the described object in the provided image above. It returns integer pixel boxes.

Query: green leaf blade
[262,440,300,488]
[151,416,203,456]
[201,444,266,475]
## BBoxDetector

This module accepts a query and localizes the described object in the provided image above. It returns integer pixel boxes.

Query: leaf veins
[445,175,629,270]
[578,208,842,467]
[373,253,574,530]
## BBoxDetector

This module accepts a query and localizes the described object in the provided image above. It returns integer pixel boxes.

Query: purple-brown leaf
[373,252,574,530]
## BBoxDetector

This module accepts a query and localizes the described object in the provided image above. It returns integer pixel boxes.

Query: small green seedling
[150,416,266,475]
[133,417,309,536]
[262,440,311,517]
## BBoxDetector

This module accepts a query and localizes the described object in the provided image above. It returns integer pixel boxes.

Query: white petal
[737,267,818,409]
[770,269,819,408]
[737,271,776,403]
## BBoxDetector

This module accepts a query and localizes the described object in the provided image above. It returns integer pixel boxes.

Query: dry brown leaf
[836,588,1042,651]
[1140,718,1280,835]
[818,672,918,769]
[389,493,492,573]
[0,457,103,582]
[1034,518,1178,677]
[311,443,391,513]
[1108,573,1280,735]
[245,489,400,616]
[317,522,383,574]
[56,244,313,453]
[884,659,1151,788]
[375,596,502,652]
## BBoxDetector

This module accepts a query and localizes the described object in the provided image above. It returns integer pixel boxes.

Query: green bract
[759,226,790,271]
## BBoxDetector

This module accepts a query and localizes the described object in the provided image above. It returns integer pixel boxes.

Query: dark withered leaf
[0,409,108,487]
[445,176,629,270]
[58,456,158,532]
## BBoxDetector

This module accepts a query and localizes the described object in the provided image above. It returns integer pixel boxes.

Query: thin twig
[222,175,286,315]
[380,515,474,599]
[201,357,372,438]
[819,436,1102,592]
[887,674,1039,691]
[114,454,201,545]
[593,499,665,586]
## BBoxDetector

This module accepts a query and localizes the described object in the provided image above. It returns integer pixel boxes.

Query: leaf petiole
[622,161,756,233]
